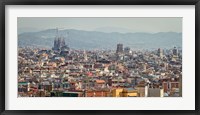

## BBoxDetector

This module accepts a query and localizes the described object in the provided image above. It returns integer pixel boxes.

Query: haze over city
[18,17,182,50]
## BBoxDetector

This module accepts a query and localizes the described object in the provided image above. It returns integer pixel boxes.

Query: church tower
[52,28,70,52]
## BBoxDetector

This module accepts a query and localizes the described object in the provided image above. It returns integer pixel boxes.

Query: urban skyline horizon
[18,28,182,50]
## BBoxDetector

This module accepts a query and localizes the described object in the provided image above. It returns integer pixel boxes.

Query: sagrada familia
[52,29,70,52]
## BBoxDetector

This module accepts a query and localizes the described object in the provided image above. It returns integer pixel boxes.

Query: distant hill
[18,29,182,50]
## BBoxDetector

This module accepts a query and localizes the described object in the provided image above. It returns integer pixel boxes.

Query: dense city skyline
[18,18,182,97]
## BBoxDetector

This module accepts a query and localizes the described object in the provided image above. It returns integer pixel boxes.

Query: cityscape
[18,18,182,97]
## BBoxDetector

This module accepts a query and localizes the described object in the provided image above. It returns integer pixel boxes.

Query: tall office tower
[172,47,178,56]
[124,47,131,54]
[157,48,163,58]
[116,44,123,53]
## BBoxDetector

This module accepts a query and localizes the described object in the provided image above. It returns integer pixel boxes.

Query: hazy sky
[18,17,182,33]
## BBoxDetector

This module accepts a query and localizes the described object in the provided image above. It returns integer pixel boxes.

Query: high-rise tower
[116,44,123,53]
[173,47,178,56]
[157,48,163,58]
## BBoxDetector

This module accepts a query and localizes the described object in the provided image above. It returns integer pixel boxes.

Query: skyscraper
[116,44,123,53]
[124,47,131,54]
[173,47,178,56]
[157,48,163,58]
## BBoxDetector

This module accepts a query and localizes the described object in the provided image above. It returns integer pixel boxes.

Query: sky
[18,17,182,33]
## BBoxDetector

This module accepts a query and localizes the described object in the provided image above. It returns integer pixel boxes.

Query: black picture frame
[0,0,199,115]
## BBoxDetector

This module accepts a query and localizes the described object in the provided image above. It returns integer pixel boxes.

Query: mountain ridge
[18,29,182,50]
